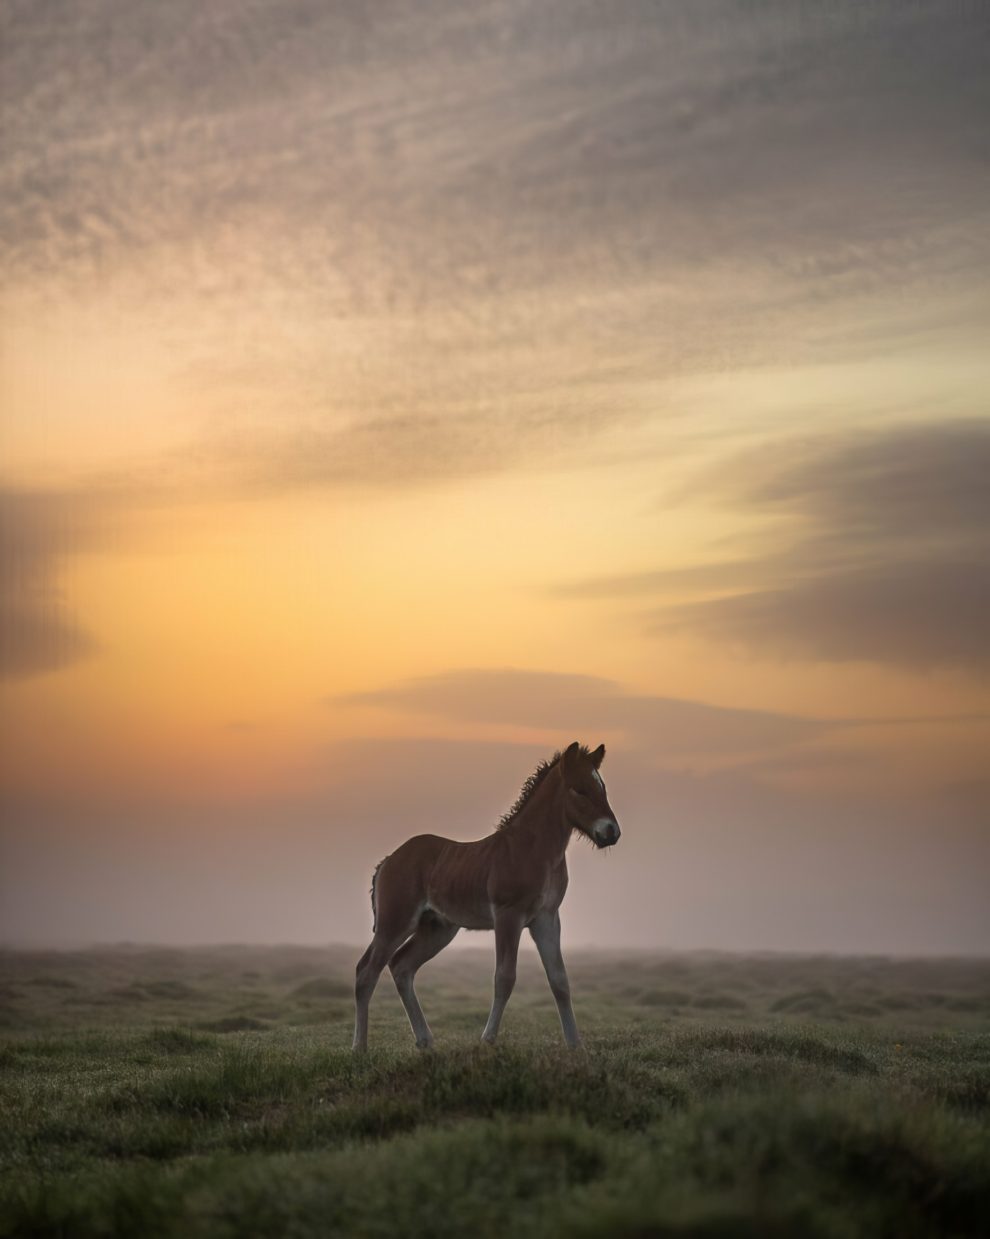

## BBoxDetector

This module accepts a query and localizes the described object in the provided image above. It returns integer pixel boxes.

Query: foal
[353,741,621,1051]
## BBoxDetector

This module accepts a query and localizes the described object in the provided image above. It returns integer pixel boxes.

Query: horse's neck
[511,775,571,862]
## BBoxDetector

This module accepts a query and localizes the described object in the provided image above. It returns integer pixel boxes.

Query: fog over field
[3,734,988,953]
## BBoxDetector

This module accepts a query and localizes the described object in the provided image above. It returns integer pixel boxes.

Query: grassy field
[1,945,988,1238]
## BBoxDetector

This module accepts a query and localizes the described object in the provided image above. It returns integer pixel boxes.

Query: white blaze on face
[592,769,605,793]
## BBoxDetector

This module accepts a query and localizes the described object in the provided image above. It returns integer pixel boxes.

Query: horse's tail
[370,857,388,934]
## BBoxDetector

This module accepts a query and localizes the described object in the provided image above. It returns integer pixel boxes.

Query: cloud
[563,420,990,671]
[736,419,990,549]
[664,558,990,671]
[337,667,834,757]
[222,403,605,493]
[0,489,101,679]
[18,392,612,508]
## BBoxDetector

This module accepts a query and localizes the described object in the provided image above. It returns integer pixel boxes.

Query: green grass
[1,946,988,1237]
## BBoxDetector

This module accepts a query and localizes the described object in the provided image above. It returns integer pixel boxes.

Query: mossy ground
[1,945,987,1237]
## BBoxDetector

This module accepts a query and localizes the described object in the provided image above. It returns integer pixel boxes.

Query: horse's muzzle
[592,819,620,848]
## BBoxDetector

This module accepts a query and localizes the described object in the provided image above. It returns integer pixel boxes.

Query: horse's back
[376,832,498,933]
[377,834,447,884]
[384,832,452,864]
[378,832,489,886]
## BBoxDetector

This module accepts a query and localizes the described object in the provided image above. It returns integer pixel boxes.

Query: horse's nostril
[595,820,619,846]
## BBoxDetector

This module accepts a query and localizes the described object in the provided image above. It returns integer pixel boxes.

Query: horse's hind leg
[353,924,415,1052]
[354,846,439,1051]
[389,912,459,1048]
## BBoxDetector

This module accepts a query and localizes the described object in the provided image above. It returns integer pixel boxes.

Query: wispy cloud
[732,419,990,548]
[218,403,609,493]
[336,667,836,758]
[664,558,990,671]
[563,419,990,671]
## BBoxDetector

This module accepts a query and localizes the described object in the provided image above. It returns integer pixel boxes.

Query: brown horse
[353,741,621,1051]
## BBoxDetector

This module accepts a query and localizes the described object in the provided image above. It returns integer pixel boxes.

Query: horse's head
[560,741,621,848]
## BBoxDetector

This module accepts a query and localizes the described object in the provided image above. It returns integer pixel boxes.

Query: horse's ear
[561,741,581,779]
[591,743,605,768]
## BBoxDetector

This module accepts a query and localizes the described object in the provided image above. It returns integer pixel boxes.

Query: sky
[1,0,988,954]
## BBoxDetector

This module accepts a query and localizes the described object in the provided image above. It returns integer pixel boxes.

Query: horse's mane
[495,748,576,831]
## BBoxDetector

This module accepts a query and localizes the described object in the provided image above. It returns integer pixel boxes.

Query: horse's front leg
[481,909,523,1044]
[529,910,581,1048]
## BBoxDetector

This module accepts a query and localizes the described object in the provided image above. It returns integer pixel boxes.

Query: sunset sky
[2,1,988,953]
